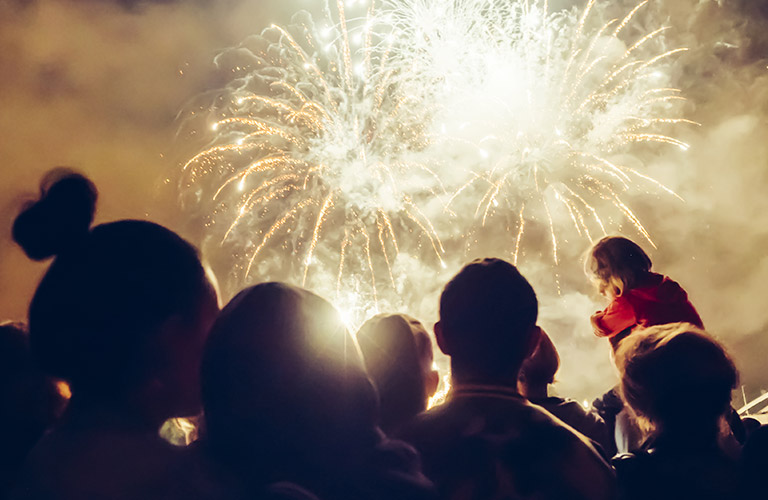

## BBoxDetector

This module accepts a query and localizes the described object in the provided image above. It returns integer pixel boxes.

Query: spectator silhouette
[10,169,219,500]
[742,424,768,497]
[518,329,612,455]
[357,314,439,434]
[612,323,742,500]
[586,236,703,350]
[398,258,617,500]
[0,322,67,498]
[587,236,703,454]
[198,282,434,500]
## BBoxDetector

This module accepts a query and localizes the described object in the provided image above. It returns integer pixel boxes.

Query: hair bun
[13,169,98,260]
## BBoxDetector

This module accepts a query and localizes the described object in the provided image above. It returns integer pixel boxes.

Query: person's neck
[519,384,549,400]
[655,421,720,448]
[451,370,521,390]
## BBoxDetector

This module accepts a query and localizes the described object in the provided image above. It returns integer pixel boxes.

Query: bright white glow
[182,0,692,321]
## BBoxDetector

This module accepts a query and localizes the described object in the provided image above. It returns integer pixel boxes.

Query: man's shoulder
[12,427,182,499]
[399,395,594,451]
[397,399,455,446]
[398,396,617,499]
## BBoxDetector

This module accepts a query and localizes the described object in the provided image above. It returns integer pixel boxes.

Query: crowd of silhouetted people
[1,169,766,500]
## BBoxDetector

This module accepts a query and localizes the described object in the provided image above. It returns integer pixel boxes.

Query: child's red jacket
[591,272,703,349]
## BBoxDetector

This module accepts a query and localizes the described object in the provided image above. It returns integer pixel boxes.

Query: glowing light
[181,0,692,316]
[180,0,443,322]
[388,0,690,261]
[428,373,452,409]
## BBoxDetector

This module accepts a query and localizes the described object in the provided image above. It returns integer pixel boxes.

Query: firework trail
[179,2,446,321]
[179,0,693,319]
[389,0,695,266]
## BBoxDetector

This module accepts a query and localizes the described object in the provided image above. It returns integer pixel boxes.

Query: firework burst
[180,0,694,316]
[389,0,695,265]
[180,2,446,318]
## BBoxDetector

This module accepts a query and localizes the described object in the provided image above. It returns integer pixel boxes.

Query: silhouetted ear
[524,326,543,359]
[434,321,450,356]
[516,378,528,398]
[426,369,440,398]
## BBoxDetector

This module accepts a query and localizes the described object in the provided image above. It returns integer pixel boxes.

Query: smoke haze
[1,0,766,402]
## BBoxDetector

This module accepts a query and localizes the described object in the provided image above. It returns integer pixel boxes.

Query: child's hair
[586,236,652,296]
[614,323,737,432]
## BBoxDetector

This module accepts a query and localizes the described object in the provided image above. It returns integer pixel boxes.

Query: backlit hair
[518,330,560,387]
[586,236,652,296]
[356,314,433,432]
[615,323,737,432]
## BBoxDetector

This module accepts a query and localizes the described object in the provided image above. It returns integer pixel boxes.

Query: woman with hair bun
[10,169,219,500]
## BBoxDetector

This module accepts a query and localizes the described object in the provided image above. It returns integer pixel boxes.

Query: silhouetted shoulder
[12,426,183,500]
[398,396,616,500]
[533,397,612,453]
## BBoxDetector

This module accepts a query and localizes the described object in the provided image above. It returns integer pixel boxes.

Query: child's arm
[591,298,636,338]
[590,310,610,337]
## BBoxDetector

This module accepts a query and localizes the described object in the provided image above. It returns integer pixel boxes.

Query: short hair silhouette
[439,258,538,378]
[357,314,435,432]
[13,169,213,413]
[202,282,377,468]
[615,323,737,430]
[518,329,560,389]
[202,283,433,500]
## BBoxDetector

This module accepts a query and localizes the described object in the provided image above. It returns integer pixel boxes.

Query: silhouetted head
[518,329,559,398]
[586,236,652,298]
[0,321,68,490]
[0,321,67,432]
[436,258,539,383]
[12,169,217,422]
[201,283,378,472]
[357,314,439,433]
[615,323,738,435]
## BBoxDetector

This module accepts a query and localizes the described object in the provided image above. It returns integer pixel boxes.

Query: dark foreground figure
[194,282,435,500]
[612,323,747,500]
[399,258,617,500]
[3,171,766,500]
[9,170,219,500]
[357,314,440,435]
[0,322,67,498]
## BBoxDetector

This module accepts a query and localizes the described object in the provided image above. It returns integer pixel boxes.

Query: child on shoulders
[586,236,702,350]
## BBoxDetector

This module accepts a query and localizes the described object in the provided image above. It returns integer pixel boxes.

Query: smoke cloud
[1,0,766,402]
